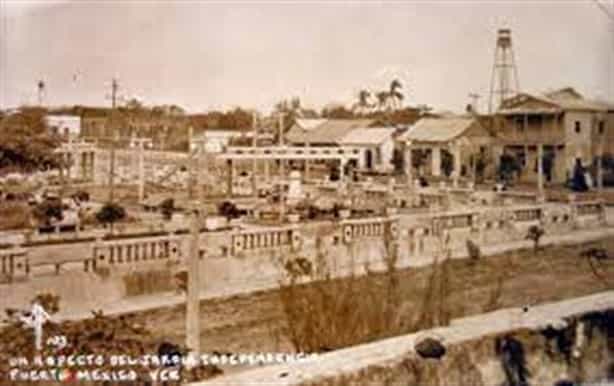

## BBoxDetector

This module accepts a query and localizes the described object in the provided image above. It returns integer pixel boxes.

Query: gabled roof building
[494,87,614,184]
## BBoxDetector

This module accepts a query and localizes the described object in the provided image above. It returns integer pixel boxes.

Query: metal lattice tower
[488,28,520,114]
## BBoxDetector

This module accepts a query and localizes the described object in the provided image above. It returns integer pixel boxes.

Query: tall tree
[353,90,373,115]
[0,107,63,172]
[376,91,390,112]
[389,79,404,110]
[274,97,304,131]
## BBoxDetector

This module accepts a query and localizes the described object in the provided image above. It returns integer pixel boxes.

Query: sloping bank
[192,291,614,386]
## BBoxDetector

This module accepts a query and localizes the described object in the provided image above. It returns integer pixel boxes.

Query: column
[305,142,310,181]
[66,153,73,180]
[431,147,441,177]
[72,147,79,180]
[264,159,270,182]
[537,144,544,199]
[279,157,285,222]
[226,160,233,198]
[81,152,87,180]
[86,152,92,182]
[338,158,345,181]
[597,142,604,192]
[138,141,145,203]
[59,153,65,183]
[452,143,461,188]
[251,158,258,198]
[405,143,413,185]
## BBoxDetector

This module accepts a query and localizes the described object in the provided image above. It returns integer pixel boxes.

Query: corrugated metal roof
[285,119,375,144]
[397,117,475,143]
[339,127,394,145]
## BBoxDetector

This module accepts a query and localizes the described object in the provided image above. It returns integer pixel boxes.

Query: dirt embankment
[136,238,614,356]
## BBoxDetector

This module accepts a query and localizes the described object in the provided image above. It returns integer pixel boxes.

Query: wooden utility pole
[186,211,201,356]
[108,78,119,203]
[200,132,207,203]
[278,113,284,147]
[537,143,544,200]
[278,113,285,223]
[252,112,258,197]
[187,126,195,200]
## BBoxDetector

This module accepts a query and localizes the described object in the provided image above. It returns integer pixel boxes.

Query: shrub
[218,201,242,219]
[32,199,63,226]
[95,202,126,231]
[160,198,175,221]
[525,225,545,253]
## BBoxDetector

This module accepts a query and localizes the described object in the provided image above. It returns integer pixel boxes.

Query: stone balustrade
[93,235,183,269]
[0,247,29,282]
[497,190,538,204]
[511,206,542,222]
[572,200,606,228]
[574,200,604,217]
[0,199,610,286]
[339,216,399,245]
[231,226,299,256]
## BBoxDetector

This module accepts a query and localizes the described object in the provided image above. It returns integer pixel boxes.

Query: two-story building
[495,87,614,184]
[45,114,81,139]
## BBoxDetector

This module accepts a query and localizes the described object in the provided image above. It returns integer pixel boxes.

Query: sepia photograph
[0,0,613,384]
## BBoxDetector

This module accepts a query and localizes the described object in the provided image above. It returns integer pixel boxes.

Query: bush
[95,202,126,230]
[525,225,545,253]
[218,201,242,219]
[160,198,174,221]
[32,199,63,226]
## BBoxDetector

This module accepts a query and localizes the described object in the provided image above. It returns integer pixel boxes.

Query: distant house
[45,115,81,138]
[190,129,252,153]
[285,119,376,146]
[495,87,614,183]
[339,127,396,171]
[285,119,397,172]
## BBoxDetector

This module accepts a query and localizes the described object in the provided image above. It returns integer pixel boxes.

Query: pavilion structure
[54,139,97,182]
[217,145,362,197]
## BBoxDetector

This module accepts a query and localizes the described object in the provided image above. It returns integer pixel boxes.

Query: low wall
[192,291,614,386]
[0,200,610,315]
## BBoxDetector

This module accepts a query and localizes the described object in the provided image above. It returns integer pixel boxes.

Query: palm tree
[389,79,404,110]
[353,89,373,115]
[376,91,390,112]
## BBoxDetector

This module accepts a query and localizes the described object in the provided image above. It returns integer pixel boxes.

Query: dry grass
[55,236,614,360]
[413,232,453,330]
[275,230,614,353]
[0,202,31,230]
[122,269,175,296]
[278,226,457,352]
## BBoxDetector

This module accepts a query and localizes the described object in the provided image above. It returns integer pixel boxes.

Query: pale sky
[0,0,613,113]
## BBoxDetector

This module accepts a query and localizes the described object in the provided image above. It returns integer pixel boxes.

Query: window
[574,121,581,133]
[599,121,605,135]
